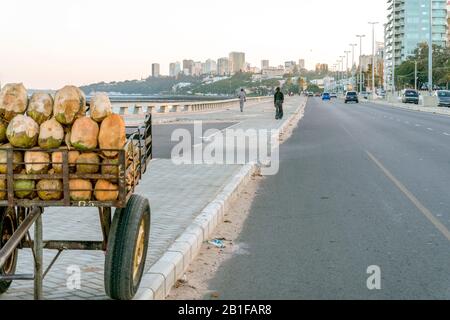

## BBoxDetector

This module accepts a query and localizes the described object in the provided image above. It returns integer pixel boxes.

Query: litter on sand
[208,239,226,248]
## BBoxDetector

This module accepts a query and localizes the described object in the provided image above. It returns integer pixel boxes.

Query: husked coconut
[0,143,23,173]
[69,179,92,201]
[52,148,80,173]
[76,152,100,173]
[102,158,119,176]
[27,93,53,125]
[37,179,63,201]
[24,149,50,174]
[0,120,7,143]
[14,180,35,199]
[6,115,39,148]
[0,83,28,122]
[70,117,99,151]
[38,118,64,149]
[53,86,86,125]
[0,180,5,200]
[94,180,119,201]
[90,93,113,122]
[99,114,126,158]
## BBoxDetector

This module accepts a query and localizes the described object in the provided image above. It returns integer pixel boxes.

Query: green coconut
[0,120,7,143]
[14,180,35,199]
[76,152,100,174]
[0,83,28,122]
[0,144,23,174]
[69,179,92,201]
[52,148,80,173]
[99,114,126,158]
[24,149,50,174]
[37,179,63,201]
[38,118,64,149]
[70,117,99,151]
[53,86,86,125]
[6,115,39,148]
[94,180,119,201]
[27,93,53,125]
[90,93,113,122]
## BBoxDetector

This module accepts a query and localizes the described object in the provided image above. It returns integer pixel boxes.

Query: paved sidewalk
[0,96,305,300]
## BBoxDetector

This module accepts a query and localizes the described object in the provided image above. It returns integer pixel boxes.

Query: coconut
[24,149,50,174]
[70,117,99,151]
[102,158,119,176]
[52,148,80,173]
[0,144,23,174]
[0,120,7,143]
[0,180,6,200]
[90,93,113,122]
[94,180,119,201]
[76,152,100,174]
[27,93,53,125]
[53,86,86,125]
[69,179,92,201]
[36,179,63,201]
[38,118,64,149]
[0,83,28,122]
[99,114,126,158]
[6,115,39,148]
[14,180,35,199]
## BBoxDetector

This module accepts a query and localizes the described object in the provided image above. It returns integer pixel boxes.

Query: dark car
[344,91,359,103]
[436,90,450,107]
[402,89,419,104]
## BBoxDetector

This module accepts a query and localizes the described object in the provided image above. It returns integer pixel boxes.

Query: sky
[0,0,386,89]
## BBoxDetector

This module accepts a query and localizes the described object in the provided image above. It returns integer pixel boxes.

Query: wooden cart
[0,114,152,300]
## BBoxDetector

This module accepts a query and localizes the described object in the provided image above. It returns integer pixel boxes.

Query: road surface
[208,97,450,299]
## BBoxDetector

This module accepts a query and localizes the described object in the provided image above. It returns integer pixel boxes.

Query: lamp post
[350,44,357,89]
[344,50,351,83]
[369,22,379,98]
[340,56,345,93]
[356,35,366,93]
[428,0,433,94]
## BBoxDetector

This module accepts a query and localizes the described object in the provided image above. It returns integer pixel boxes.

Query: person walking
[274,87,284,120]
[238,88,246,112]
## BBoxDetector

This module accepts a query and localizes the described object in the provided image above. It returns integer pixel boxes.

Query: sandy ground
[166,100,306,300]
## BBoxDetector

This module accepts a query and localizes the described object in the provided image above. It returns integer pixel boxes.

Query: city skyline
[1,0,386,89]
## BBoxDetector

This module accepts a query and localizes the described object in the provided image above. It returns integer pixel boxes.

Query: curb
[134,97,307,300]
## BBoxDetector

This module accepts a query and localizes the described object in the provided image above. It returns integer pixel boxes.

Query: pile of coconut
[0,83,135,202]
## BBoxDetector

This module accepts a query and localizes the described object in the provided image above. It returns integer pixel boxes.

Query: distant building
[262,67,284,79]
[203,59,217,75]
[217,57,230,76]
[298,59,305,70]
[152,63,160,78]
[448,1,450,44]
[192,61,202,76]
[261,60,270,69]
[169,62,181,77]
[315,63,328,73]
[183,60,194,75]
[229,52,246,74]
[285,61,297,73]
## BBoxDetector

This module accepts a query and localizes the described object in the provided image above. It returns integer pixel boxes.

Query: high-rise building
[217,57,230,76]
[169,62,181,77]
[229,52,246,74]
[182,60,194,75]
[384,0,448,90]
[315,63,329,73]
[285,61,297,73]
[298,59,305,70]
[447,0,450,44]
[203,59,217,75]
[152,63,160,78]
[261,60,270,69]
[191,61,202,76]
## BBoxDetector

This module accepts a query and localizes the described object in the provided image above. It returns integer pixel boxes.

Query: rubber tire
[104,195,151,300]
[0,208,18,295]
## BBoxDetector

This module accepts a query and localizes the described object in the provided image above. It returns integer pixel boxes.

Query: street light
[369,22,379,99]
[344,50,351,80]
[356,34,366,93]
[349,44,357,88]
[340,56,345,93]
[428,0,433,94]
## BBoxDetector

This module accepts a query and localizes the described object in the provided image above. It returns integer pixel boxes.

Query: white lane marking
[366,151,450,242]
[427,128,434,131]
[415,124,422,127]
[444,132,450,136]
[201,122,242,140]
[405,121,410,124]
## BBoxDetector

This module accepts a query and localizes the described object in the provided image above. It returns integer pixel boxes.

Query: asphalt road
[208,97,450,299]
[152,122,236,159]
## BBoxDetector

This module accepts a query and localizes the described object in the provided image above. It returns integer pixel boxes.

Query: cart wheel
[105,195,150,300]
[0,208,18,295]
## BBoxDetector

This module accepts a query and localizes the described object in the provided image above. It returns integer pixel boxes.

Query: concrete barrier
[134,105,143,115]
[119,106,129,115]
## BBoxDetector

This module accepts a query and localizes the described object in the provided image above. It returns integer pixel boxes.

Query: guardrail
[112,96,273,115]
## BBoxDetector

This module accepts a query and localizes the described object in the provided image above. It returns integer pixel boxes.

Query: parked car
[307,92,314,97]
[401,89,419,104]
[436,90,450,107]
[322,92,331,101]
[344,91,359,103]
[330,93,338,98]
[314,92,322,97]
